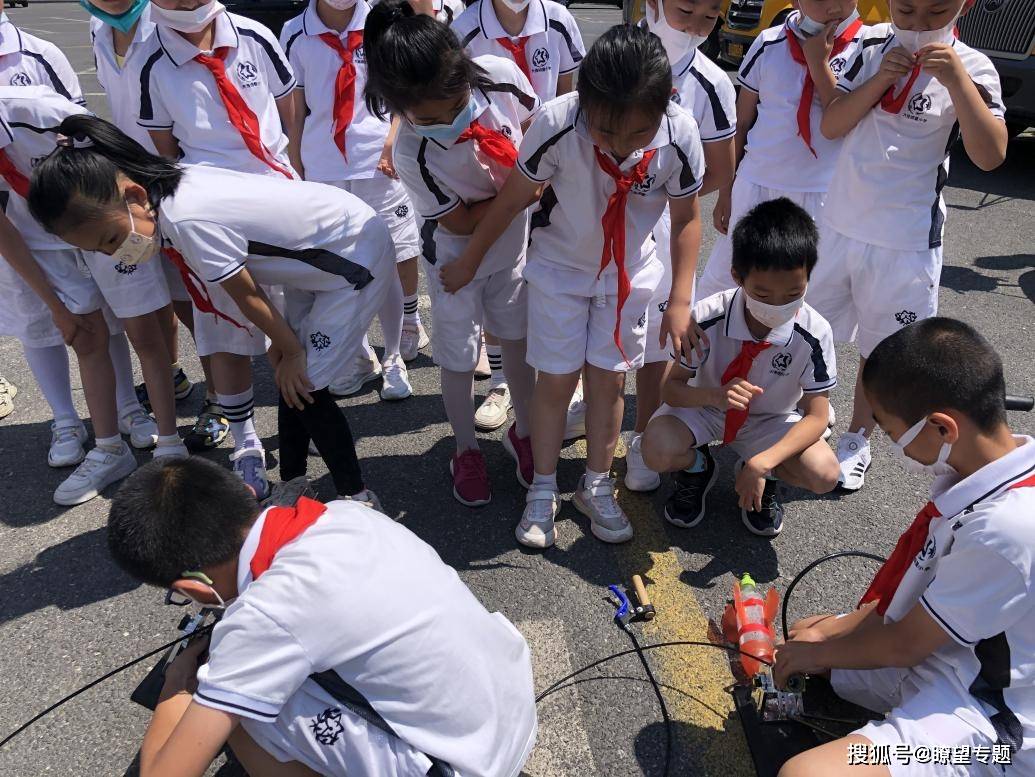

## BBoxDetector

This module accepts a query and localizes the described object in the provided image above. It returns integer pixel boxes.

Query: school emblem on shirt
[114,261,137,275]
[30,155,48,169]
[894,310,917,325]
[669,90,682,105]
[636,310,648,329]
[905,93,932,123]
[354,45,366,64]
[913,536,937,571]
[500,124,513,138]
[631,174,656,196]
[310,707,345,746]
[9,72,31,86]
[770,351,792,375]
[829,57,846,76]
[531,47,550,72]
[235,60,259,88]
[310,331,332,350]
[982,0,1006,13]
[657,300,669,314]
[394,204,409,218]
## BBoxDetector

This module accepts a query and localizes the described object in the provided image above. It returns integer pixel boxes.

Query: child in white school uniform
[30,114,391,509]
[449,25,705,548]
[809,0,1007,493]
[627,0,736,492]
[366,0,538,508]
[0,7,83,102]
[280,0,420,402]
[642,199,839,537]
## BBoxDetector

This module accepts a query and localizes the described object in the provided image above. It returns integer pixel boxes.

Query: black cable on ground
[619,623,673,777]
[780,551,886,642]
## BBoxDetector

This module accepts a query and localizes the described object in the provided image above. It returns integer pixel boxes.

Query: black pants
[278,388,364,497]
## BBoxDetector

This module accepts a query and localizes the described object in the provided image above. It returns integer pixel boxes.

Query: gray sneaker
[340,488,386,516]
[330,347,382,397]
[515,489,559,549]
[572,474,633,543]
[53,445,137,506]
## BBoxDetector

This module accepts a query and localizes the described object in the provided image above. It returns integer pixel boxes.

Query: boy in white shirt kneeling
[641,198,839,537]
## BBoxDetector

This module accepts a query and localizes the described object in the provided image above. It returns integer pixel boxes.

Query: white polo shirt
[823,26,1004,251]
[194,499,537,777]
[394,55,537,279]
[670,47,736,144]
[280,0,386,182]
[0,14,83,104]
[736,14,871,192]
[517,93,704,276]
[90,10,158,153]
[0,86,87,251]
[881,436,1035,771]
[158,165,387,291]
[452,0,584,101]
[138,11,296,175]
[679,288,837,413]
[435,0,466,25]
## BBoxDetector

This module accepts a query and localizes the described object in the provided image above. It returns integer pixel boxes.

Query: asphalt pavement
[0,4,1033,777]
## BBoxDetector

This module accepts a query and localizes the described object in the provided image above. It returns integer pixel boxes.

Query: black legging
[278,388,364,497]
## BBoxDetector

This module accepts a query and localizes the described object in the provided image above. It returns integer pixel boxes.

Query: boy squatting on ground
[107,457,537,777]
[774,318,1035,777]
[641,198,840,537]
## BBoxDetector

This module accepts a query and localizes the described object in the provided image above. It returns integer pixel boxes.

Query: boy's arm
[664,193,702,361]
[437,197,497,236]
[821,46,914,139]
[745,391,829,477]
[661,363,763,412]
[700,137,735,197]
[149,129,182,161]
[284,89,306,179]
[801,24,839,107]
[714,89,757,234]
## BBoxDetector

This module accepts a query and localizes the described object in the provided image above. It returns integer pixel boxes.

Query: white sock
[95,434,124,454]
[403,293,420,327]
[154,433,186,457]
[531,471,558,491]
[217,388,260,451]
[585,467,610,488]
[22,343,79,424]
[486,345,506,389]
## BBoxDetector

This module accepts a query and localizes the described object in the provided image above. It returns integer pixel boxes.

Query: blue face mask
[412,97,479,145]
[79,0,149,33]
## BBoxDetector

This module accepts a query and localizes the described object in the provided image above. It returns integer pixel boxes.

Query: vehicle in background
[624,0,724,61]
[224,0,306,37]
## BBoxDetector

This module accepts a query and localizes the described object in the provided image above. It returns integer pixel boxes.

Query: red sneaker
[502,423,534,489]
[449,449,492,506]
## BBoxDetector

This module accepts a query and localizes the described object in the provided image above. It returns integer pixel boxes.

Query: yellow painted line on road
[572,438,754,776]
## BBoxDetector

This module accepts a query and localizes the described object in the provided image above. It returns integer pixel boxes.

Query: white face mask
[149,0,225,33]
[889,416,956,477]
[744,291,805,329]
[112,202,158,266]
[499,0,531,12]
[796,8,859,38]
[322,0,357,9]
[646,0,705,63]
[891,15,956,55]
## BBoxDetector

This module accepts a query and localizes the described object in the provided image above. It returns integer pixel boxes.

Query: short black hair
[731,198,818,280]
[107,458,259,587]
[577,24,672,128]
[863,317,1007,432]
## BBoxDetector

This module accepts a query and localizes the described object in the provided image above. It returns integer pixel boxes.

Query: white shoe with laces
[516,489,559,548]
[380,355,412,400]
[330,347,382,397]
[400,323,429,362]
[474,384,511,431]
[572,474,633,543]
[48,420,88,468]
[624,433,661,492]
[836,430,871,491]
[119,408,158,449]
[53,444,137,506]
[564,381,587,440]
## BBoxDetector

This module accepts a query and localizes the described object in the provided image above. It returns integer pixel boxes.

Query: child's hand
[801,22,835,63]
[160,634,210,700]
[774,640,826,690]
[376,142,398,179]
[439,257,476,294]
[713,189,732,235]
[734,458,767,512]
[917,43,966,91]
[50,305,94,348]
[878,46,917,85]
[661,305,706,365]
[718,377,764,411]
[276,349,314,410]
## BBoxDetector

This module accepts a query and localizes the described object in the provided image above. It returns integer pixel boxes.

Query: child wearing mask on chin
[626,0,736,493]
[807,0,1007,494]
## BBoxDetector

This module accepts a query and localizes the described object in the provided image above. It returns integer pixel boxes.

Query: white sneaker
[474,385,511,431]
[624,433,661,492]
[836,430,871,491]
[340,488,386,516]
[399,323,429,362]
[380,355,412,401]
[53,445,137,506]
[564,381,586,440]
[48,420,88,468]
[516,489,560,548]
[0,376,16,419]
[330,347,382,397]
[474,344,491,379]
[572,474,634,543]
[119,408,158,449]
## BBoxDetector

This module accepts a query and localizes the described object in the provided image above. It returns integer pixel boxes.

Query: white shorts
[283,243,394,390]
[81,250,172,319]
[331,177,420,264]
[651,404,802,462]
[524,255,662,375]
[807,225,941,358]
[831,667,1003,777]
[645,206,696,364]
[697,179,826,301]
[427,259,526,372]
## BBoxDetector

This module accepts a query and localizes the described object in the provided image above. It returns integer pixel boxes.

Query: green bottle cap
[740,573,756,589]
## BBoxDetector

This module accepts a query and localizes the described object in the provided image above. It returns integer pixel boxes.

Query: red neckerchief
[318,30,364,162]
[880,30,958,114]
[720,340,771,444]
[859,473,1035,615]
[496,36,530,81]
[593,147,656,364]
[194,48,294,178]
[784,17,863,157]
[455,118,517,168]
[161,246,248,331]
[250,496,328,579]
[0,148,29,198]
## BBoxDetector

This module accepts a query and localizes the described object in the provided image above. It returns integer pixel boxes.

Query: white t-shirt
[679,288,837,413]
[394,55,537,278]
[517,93,705,275]
[90,10,159,153]
[823,26,1005,250]
[670,47,736,144]
[452,0,584,101]
[194,499,537,777]
[0,14,83,104]
[882,436,1035,772]
[137,11,296,176]
[280,0,388,182]
[158,165,388,291]
[0,86,87,251]
[736,14,870,192]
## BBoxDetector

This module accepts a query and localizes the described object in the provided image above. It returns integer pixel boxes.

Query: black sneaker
[741,476,784,537]
[134,381,151,413]
[663,446,718,528]
[184,400,230,452]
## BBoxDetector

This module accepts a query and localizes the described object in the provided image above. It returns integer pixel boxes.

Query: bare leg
[583,363,626,473]
[641,414,700,473]
[72,310,118,438]
[123,313,177,437]
[530,370,581,477]
[227,726,321,777]
[633,361,669,434]
[499,337,534,437]
[773,440,840,494]
[849,356,874,435]
[778,734,890,777]
[397,256,419,299]
[208,353,253,395]
[154,303,179,364]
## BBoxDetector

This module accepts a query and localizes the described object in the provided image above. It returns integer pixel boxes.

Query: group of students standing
[0,0,1008,548]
